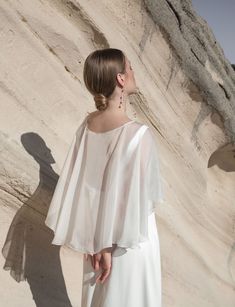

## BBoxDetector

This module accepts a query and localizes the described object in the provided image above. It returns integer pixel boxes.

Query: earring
[118,88,124,108]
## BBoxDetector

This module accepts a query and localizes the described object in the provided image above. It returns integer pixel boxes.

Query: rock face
[0,1,235,306]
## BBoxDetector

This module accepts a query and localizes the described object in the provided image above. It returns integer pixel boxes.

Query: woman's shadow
[1,132,73,307]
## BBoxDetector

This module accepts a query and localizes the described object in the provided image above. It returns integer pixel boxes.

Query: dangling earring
[118,88,124,108]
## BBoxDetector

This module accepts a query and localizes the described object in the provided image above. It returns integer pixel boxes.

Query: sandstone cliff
[0,1,234,306]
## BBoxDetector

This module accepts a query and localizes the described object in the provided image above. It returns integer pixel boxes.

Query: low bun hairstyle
[83,48,126,111]
[93,93,108,111]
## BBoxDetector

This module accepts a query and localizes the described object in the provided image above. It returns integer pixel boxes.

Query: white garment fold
[45,116,164,254]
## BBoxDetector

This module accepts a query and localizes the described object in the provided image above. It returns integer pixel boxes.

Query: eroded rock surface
[0,1,234,306]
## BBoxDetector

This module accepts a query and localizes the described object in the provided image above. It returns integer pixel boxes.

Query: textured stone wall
[0,1,234,306]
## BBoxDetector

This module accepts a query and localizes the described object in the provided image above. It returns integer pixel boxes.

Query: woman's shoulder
[131,120,150,132]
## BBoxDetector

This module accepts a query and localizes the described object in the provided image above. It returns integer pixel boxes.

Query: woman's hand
[94,251,112,284]
[84,245,117,284]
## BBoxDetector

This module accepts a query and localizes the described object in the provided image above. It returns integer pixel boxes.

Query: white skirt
[81,212,162,307]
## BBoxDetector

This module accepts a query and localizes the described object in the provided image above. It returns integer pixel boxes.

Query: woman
[45,48,164,306]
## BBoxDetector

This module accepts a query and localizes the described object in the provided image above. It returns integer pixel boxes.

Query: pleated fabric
[45,115,165,255]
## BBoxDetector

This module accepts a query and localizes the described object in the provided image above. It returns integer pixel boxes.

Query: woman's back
[45,113,164,254]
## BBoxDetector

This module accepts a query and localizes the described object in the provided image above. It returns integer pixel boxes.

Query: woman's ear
[116,72,125,86]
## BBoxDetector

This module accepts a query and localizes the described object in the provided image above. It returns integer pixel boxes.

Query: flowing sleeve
[109,125,165,256]
[140,127,165,214]
[44,116,87,233]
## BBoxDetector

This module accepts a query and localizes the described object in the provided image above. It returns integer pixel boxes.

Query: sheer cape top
[45,115,164,255]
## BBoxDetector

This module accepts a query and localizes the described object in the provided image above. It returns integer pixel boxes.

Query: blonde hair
[83,48,126,111]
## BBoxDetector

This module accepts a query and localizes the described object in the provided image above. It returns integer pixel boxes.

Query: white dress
[81,212,162,307]
[45,114,165,306]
